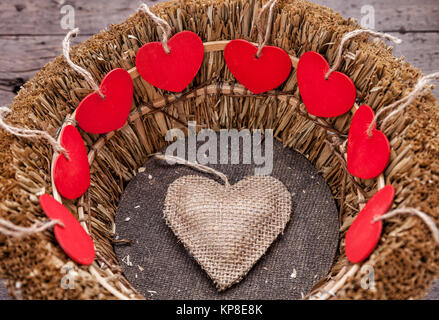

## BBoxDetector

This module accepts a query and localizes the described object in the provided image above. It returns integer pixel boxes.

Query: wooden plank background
[0,0,438,299]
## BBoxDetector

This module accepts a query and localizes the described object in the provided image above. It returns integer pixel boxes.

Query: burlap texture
[114,138,339,299]
[164,175,292,291]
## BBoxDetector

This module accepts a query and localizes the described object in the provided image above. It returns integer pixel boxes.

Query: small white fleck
[134,205,140,209]
[122,255,133,267]
[290,268,297,279]
[125,217,131,222]
[138,265,144,272]
[148,175,153,180]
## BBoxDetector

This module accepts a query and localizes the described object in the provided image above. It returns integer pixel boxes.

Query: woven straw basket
[1,0,438,300]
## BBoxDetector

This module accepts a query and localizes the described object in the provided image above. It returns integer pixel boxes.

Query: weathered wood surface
[0,0,438,300]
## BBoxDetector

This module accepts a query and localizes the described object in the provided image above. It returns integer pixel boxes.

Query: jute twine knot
[0,106,69,158]
[139,3,172,54]
[151,153,231,187]
[372,208,439,245]
[325,29,402,80]
[367,71,439,137]
[256,0,279,58]
[0,218,63,238]
[63,28,105,98]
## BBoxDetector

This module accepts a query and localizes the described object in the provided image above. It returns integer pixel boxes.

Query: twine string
[139,3,172,54]
[0,107,69,158]
[325,29,402,79]
[256,0,279,58]
[152,153,231,187]
[367,71,439,136]
[0,218,63,238]
[373,208,439,245]
[63,28,104,98]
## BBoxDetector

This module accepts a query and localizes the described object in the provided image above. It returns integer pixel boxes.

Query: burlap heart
[163,175,292,291]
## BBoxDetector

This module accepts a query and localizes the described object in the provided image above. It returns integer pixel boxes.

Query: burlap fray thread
[1,0,439,300]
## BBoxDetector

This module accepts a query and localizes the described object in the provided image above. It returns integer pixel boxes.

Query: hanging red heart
[345,185,395,263]
[75,68,133,134]
[224,39,292,94]
[53,125,90,200]
[39,194,95,266]
[297,51,356,118]
[135,31,204,93]
[347,105,390,179]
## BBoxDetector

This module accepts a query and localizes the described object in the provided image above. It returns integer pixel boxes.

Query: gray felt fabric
[114,137,340,300]
[0,281,11,300]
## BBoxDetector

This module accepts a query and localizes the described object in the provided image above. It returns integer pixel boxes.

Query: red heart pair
[39,194,95,266]
[347,105,390,179]
[136,31,204,93]
[224,39,292,94]
[76,68,133,134]
[53,125,90,200]
[345,185,395,263]
[297,51,356,118]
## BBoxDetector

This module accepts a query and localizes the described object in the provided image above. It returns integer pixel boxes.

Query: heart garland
[63,29,134,134]
[345,185,395,263]
[347,105,390,179]
[39,194,95,266]
[297,51,356,118]
[136,31,204,93]
[75,68,134,134]
[224,0,291,94]
[53,124,90,200]
[224,39,292,94]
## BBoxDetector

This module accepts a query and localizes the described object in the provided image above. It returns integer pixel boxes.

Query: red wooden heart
[224,39,292,94]
[135,31,204,93]
[53,125,90,200]
[297,51,356,117]
[39,194,95,266]
[345,185,395,263]
[347,105,390,179]
[75,68,133,134]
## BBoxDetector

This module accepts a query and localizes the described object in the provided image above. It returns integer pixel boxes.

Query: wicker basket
[1,0,438,300]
